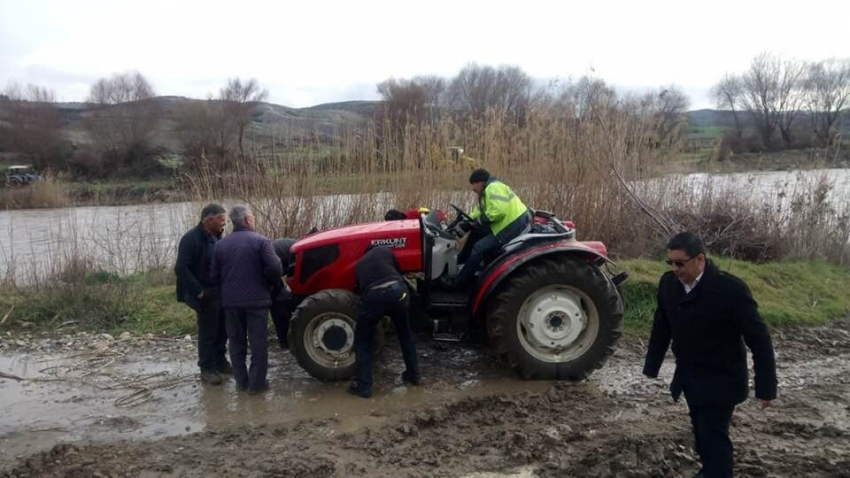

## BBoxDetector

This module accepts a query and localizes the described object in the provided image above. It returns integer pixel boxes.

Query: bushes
[0,171,69,209]
[69,142,169,179]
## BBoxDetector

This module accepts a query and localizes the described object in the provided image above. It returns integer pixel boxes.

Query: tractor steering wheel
[449,203,474,223]
[446,203,475,237]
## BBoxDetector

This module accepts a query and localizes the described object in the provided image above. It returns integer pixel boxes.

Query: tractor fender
[471,241,612,318]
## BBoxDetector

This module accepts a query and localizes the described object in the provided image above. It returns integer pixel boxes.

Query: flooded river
[0,169,848,282]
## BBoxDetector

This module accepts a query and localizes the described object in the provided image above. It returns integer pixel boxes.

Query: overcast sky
[1,0,848,109]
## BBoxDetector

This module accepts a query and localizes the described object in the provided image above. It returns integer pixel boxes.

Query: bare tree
[176,98,236,170]
[804,58,850,144]
[3,82,66,170]
[776,59,806,146]
[498,65,534,123]
[739,53,805,148]
[412,75,447,109]
[85,71,160,151]
[647,85,691,147]
[446,63,533,123]
[559,76,617,121]
[377,78,428,126]
[219,78,268,160]
[711,74,744,138]
[740,53,780,148]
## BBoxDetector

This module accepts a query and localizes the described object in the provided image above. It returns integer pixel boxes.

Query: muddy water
[3,328,849,468]
[0,341,551,460]
[2,321,850,476]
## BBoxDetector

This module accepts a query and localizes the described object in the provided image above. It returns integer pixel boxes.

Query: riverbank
[0,178,188,210]
[665,148,849,175]
[1,258,847,342]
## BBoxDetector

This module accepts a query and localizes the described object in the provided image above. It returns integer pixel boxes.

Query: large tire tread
[486,256,623,381]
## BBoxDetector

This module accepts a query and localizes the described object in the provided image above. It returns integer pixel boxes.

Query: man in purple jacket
[210,205,282,394]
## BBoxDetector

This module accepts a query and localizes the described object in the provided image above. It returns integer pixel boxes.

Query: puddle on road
[462,467,537,478]
[8,334,845,463]
[0,343,551,459]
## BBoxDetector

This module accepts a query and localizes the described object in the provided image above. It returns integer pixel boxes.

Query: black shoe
[347,382,372,398]
[401,371,422,386]
[278,341,289,351]
[200,371,223,385]
[218,363,233,375]
[248,381,270,395]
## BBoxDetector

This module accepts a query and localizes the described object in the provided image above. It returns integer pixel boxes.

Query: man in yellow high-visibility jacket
[456,169,530,288]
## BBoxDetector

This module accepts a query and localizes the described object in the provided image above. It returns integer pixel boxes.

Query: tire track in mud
[2,319,850,478]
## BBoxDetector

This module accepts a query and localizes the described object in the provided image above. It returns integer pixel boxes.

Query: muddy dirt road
[1,320,849,478]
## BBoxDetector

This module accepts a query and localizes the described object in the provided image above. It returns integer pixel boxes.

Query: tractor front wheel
[289,289,384,382]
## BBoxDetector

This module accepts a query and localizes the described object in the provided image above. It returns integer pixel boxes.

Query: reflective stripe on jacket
[468,178,528,235]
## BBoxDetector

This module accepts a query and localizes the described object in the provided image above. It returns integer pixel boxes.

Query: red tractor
[284,204,628,381]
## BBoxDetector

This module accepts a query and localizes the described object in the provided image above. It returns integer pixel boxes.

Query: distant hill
[3,97,848,163]
[0,96,381,155]
[686,108,850,141]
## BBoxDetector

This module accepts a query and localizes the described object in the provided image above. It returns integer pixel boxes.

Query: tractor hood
[290,219,421,254]
[286,219,423,295]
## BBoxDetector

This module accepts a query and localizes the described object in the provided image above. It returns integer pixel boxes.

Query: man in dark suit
[175,203,231,385]
[643,232,777,478]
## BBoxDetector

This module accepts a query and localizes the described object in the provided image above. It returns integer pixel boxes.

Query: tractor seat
[500,211,573,253]
[494,212,531,255]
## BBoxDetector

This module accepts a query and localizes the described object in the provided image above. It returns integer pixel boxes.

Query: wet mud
[1,320,849,477]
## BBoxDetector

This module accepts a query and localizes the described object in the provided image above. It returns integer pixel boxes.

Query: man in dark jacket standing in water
[643,232,777,478]
[175,203,231,385]
[348,246,420,398]
[211,205,282,394]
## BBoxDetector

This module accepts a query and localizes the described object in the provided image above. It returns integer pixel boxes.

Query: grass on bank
[620,257,850,334]
[0,271,195,337]
[1,259,849,339]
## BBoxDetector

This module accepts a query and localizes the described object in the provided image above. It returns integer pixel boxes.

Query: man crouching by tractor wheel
[348,245,421,399]
[270,238,298,350]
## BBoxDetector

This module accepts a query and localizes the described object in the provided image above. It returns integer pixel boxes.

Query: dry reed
[182,101,850,264]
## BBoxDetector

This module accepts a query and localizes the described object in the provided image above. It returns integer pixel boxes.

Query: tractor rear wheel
[289,289,384,381]
[486,256,623,380]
